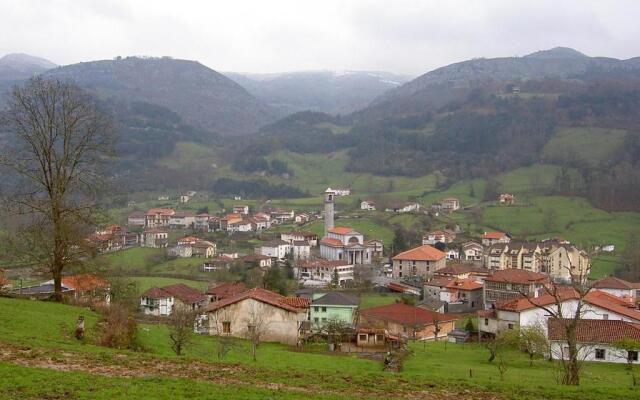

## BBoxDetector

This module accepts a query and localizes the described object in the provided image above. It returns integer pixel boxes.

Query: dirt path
[0,342,503,400]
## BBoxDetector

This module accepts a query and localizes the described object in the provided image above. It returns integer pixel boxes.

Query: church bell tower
[324,189,335,236]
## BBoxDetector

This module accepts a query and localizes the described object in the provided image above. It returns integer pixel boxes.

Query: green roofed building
[310,292,359,330]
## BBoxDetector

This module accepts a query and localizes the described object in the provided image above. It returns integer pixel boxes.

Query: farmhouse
[205,288,309,345]
[206,282,247,303]
[360,200,376,211]
[22,274,111,304]
[233,205,249,215]
[548,319,640,364]
[441,197,460,211]
[140,284,207,316]
[358,303,456,340]
[499,193,515,205]
[385,202,421,213]
[392,244,446,279]
[241,254,272,268]
[422,230,456,245]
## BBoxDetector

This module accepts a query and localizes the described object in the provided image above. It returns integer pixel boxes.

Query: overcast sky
[1,0,639,76]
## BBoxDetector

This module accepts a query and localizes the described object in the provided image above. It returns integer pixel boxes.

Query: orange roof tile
[392,244,445,261]
[206,288,308,313]
[61,274,108,291]
[359,303,456,326]
[145,208,175,216]
[483,232,507,239]
[328,227,355,235]
[320,237,343,247]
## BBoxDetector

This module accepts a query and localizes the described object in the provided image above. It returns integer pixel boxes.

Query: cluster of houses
[360,197,461,213]
[140,280,457,350]
[382,233,640,364]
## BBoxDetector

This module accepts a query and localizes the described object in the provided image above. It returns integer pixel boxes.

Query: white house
[441,197,460,211]
[228,220,253,233]
[233,205,249,215]
[549,319,640,364]
[592,276,639,303]
[462,241,484,262]
[259,239,292,261]
[292,241,311,261]
[281,231,318,247]
[298,259,354,287]
[479,289,640,337]
[127,211,146,227]
[385,202,421,213]
[140,284,206,316]
[360,200,376,211]
[169,212,195,229]
[445,249,460,260]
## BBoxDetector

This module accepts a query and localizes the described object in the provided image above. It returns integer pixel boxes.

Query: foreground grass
[1,298,639,400]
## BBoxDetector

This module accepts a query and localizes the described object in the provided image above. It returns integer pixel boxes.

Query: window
[602,314,609,320]
[222,321,231,334]
[629,351,639,362]
[314,317,319,323]
[322,307,327,312]
[507,323,514,330]
[358,334,368,341]
[314,307,319,312]
[484,318,489,326]
[376,334,384,342]
[595,349,605,360]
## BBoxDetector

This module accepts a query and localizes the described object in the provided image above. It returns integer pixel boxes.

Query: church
[319,189,378,265]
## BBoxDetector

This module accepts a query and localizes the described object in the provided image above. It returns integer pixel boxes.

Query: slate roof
[312,292,359,306]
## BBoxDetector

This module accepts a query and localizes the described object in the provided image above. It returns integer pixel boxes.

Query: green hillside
[1,298,639,400]
[542,127,627,166]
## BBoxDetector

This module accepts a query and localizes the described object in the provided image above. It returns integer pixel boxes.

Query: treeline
[232,157,293,176]
[211,178,309,199]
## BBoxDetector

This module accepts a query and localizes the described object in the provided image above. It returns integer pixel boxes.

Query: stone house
[392,244,446,279]
[205,288,309,345]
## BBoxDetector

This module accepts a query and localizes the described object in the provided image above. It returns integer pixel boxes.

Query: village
[3,186,639,374]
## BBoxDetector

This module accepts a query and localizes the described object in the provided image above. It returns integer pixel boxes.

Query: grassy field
[125,276,209,293]
[303,217,395,244]
[1,298,639,399]
[542,127,628,167]
[359,293,402,309]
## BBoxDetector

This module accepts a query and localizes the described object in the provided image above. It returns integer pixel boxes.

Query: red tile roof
[495,288,578,312]
[62,274,108,291]
[141,287,171,299]
[206,282,246,298]
[328,227,356,235]
[483,232,507,240]
[359,303,456,326]
[392,245,445,261]
[485,268,547,284]
[548,319,640,343]
[205,288,309,313]
[592,276,639,290]
[146,208,175,216]
[165,284,207,304]
[320,237,343,247]
[584,290,640,321]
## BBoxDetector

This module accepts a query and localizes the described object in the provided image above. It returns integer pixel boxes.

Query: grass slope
[542,127,627,167]
[1,298,640,400]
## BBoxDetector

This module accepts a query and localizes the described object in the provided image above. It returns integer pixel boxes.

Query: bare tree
[244,302,269,362]
[517,254,594,386]
[208,308,238,360]
[168,307,196,356]
[0,77,113,301]
[322,318,350,351]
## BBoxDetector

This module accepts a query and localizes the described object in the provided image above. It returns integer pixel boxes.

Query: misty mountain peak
[524,47,588,59]
[0,53,57,69]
